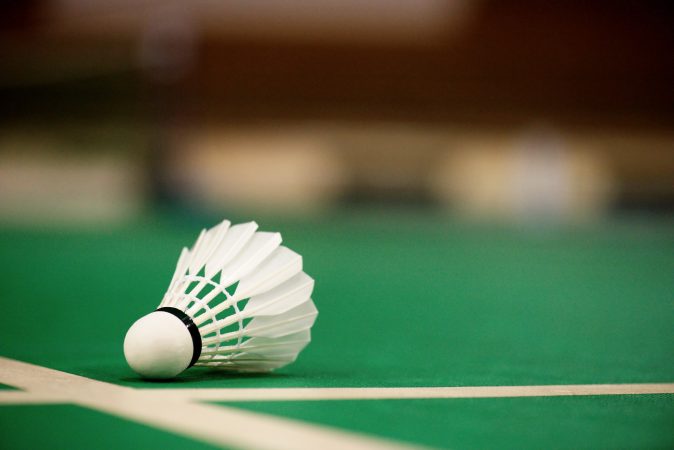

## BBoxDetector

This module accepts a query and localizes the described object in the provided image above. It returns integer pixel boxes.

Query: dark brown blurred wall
[191,1,674,127]
[1,1,673,128]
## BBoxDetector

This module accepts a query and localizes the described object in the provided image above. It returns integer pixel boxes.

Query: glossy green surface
[1,211,673,448]
[224,394,674,449]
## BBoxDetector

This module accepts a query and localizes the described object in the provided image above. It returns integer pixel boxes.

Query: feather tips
[158,219,316,372]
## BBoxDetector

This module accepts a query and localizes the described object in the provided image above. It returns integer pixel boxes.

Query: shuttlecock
[124,220,317,379]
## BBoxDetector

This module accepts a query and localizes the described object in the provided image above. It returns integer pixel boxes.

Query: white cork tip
[124,311,194,379]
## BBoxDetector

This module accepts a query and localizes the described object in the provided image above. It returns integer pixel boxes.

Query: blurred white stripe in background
[0,135,143,226]
[170,128,348,214]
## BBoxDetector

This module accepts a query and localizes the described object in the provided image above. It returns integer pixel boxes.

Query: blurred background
[1,0,673,226]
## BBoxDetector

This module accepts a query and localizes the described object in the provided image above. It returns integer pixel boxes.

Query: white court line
[149,383,674,402]
[1,357,673,449]
[0,357,423,450]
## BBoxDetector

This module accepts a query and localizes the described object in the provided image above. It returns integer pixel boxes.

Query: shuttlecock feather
[124,220,317,379]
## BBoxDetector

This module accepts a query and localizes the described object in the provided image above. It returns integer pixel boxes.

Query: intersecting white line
[0,357,423,450]
[2,356,673,450]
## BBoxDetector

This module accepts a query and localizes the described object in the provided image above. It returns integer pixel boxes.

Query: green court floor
[1,210,673,449]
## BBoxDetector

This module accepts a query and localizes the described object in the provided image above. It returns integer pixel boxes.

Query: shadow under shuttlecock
[119,367,292,384]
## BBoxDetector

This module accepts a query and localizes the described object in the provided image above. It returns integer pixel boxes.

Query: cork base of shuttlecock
[124,311,196,379]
